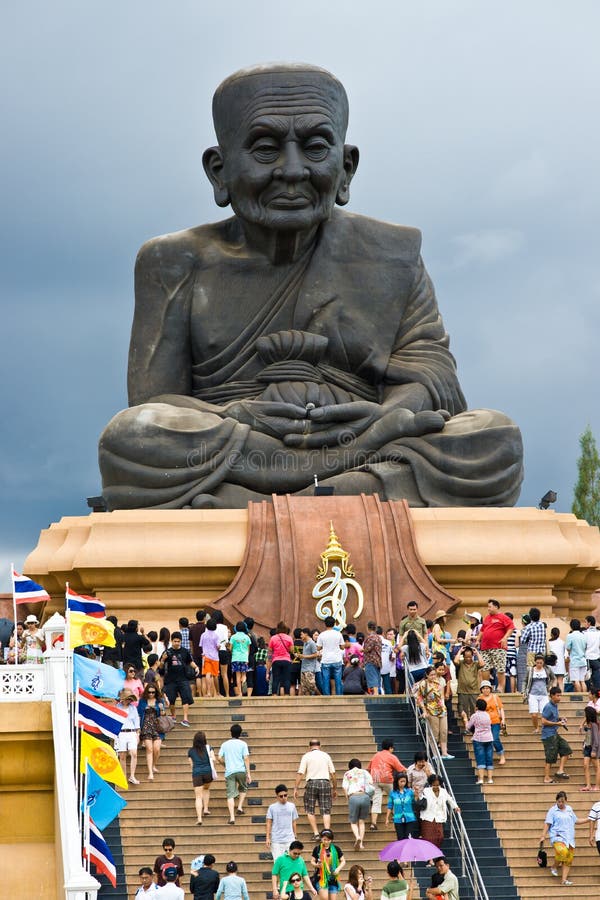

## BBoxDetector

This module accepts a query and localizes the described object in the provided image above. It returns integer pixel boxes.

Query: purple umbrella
[379,837,442,862]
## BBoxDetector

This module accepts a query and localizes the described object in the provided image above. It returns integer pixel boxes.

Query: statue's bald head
[212,63,349,147]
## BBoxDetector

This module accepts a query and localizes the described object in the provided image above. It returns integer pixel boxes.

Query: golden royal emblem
[312,522,364,628]
[81,622,110,644]
[90,746,118,775]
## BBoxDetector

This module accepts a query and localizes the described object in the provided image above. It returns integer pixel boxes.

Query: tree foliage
[572,425,600,525]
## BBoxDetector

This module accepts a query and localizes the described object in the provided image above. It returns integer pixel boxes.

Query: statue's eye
[251,141,280,163]
[304,139,329,161]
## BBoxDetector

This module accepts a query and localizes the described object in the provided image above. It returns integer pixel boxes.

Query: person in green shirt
[398,603,427,640]
[380,861,412,900]
[228,622,251,697]
[272,842,317,900]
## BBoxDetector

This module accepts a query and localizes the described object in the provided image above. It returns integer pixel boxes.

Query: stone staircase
[98,692,600,900]
[459,692,598,900]
[112,697,412,899]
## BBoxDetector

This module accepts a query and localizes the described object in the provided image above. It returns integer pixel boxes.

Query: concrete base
[23,504,600,629]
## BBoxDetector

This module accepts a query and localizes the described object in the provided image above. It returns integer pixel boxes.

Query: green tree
[572,425,600,525]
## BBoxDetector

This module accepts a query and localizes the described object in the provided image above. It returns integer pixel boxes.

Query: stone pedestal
[23,502,600,631]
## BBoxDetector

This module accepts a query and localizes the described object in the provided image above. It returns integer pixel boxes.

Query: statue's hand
[224,399,309,439]
[283,404,449,450]
[283,400,381,448]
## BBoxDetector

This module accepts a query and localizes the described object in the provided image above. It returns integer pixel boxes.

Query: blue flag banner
[82,765,126,830]
[73,654,125,698]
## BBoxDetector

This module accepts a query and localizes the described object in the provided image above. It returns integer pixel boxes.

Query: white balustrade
[0,613,99,898]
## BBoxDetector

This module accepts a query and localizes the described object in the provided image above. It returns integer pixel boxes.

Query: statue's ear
[202,146,230,208]
[336,144,359,206]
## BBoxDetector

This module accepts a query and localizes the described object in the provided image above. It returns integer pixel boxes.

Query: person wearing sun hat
[464,611,482,647]
[431,611,452,663]
[114,687,141,784]
[22,614,44,664]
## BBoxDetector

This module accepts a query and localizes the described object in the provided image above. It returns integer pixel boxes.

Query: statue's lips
[268,195,312,209]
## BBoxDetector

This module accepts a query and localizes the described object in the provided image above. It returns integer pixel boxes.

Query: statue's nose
[273,142,309,182]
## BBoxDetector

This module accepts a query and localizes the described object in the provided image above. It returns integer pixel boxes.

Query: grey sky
[2,1,600,589]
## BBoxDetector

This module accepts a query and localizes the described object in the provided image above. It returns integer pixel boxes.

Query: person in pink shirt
[269,622,294,695]
[478,599,515,693]
[461,699,494,785]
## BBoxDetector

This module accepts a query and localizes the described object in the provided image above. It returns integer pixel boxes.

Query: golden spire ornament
[316,521,355,579]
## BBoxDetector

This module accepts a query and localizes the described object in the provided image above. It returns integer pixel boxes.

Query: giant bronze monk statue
[99,64,523,509]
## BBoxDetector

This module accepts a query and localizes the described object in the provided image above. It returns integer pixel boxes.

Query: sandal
[580,786,592,792]
[369,824,378,831]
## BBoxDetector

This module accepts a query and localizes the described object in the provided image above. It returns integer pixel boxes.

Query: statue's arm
[127,237,194,406]
[384,257,467,416]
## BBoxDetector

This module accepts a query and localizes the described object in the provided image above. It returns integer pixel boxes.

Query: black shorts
[164,680,194,705]
[219,649,231,665]
[192,654,203,677]
[193,773,213,787]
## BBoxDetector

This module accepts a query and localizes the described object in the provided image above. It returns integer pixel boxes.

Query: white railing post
[43,618,99,900]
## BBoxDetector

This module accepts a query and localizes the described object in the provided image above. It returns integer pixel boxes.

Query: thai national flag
[66,587,106,618]
[77,687,128,739]
[12,570,51,604]
[84,818,117,887]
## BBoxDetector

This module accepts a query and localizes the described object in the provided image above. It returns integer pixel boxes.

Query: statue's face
[211,76,355,233]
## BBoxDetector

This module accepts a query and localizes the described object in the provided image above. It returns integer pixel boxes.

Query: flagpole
[10,562,19,668]
[81,755,89,866]
[74,684,81,790]
[84,784,91,874]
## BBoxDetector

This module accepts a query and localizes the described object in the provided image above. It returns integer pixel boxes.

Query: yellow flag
[80,730,128,790]
[69,612,116,649]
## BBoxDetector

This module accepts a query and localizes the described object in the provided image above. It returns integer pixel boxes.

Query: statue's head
[203,63,359,233]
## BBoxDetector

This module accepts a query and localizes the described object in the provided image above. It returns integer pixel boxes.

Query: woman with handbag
[385,770,419,841]
[539,790,586,886]
[188,730,217,824]
[419,774,460,864]
[138,683,168,781]
[342,758,374,850]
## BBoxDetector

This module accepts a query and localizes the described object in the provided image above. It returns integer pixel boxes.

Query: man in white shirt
[294,739,337,839]
[156,866,184,899]
[380,628,394,695]
[316,617,345,695]
[425,858,459,900]
[588,799,600,855]
[266,783,299,859]
[585,616,600,690]
[135,867,159,897]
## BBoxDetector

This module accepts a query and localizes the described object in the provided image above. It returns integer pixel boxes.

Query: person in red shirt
[478,599,515,693]
[366,739,406,830]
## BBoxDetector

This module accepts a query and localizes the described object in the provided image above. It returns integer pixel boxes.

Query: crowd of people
[134,735,467,900]
[5,597,600,895]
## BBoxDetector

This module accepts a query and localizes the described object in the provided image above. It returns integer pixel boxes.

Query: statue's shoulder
[325,210,422,261]
[135,218,237,275]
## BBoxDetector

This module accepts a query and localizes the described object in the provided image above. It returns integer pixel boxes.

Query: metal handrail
[405,671,490,900]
